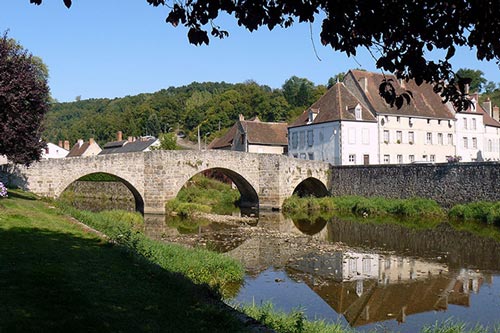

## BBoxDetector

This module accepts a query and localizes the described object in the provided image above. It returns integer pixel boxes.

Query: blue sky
[2,1,499,102]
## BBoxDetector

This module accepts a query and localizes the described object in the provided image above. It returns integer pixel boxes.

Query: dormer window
[471,98,477,112]
[307,108,318,124]
[355,104,362,120]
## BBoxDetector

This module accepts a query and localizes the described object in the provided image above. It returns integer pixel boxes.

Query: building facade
[289,69,500,164]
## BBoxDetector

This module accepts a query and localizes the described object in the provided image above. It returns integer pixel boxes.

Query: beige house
[209,115,288,154]
[66,138,102,157]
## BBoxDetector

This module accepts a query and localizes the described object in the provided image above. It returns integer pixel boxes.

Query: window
[383,130,389,143]
[438,133,443,145]
[396,131,402,143]
[240,134,245,145]
[383,155,390,164]
[430,155,436,162]
[300,153,306,159]
[447,133,453,145]
[308,152,314,160]
[348,128,356,144]
[349,154,356,163]
[409,155,415,163]
[291,132,298,149]
[397,155,403,164]
[299,131,305,148]
[355,104,362,120]
[463,137,468,149]
[408,131,415,144]
[463,118,468,129]
[319,130,324,143]
[293,153,298,158]
[307,130,314,147]
[488,140,493,152]
[472,118,477,130]
[426,132,432,144]
[397,116,400,123]
[362,128,369,145]
[472,137,477,149]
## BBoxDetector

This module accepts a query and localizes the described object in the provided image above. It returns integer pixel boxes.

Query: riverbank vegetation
[0,189,248,332]
[283,195,445,219]
[238,302,497,333]
[166,173,240,217]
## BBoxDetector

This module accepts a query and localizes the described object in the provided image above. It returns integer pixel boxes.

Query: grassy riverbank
[166,173,240,216]
[283,195,445,218]
[0,190,248,332]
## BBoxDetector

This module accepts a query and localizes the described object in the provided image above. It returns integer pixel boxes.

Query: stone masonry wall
[329,162,500,207]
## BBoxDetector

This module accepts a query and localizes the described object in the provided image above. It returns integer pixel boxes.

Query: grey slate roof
[99,138,157,155]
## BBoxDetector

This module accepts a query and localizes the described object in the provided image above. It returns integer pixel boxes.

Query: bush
[449,201,500,226]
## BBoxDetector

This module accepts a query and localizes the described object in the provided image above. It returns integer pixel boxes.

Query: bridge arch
[58,172,145,214]
[172,167,259,209]
[292,177,330,198]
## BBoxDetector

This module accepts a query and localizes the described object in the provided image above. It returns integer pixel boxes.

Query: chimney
[89,138,95,145]
[464,83,470,95]
[128,136,134,143]
[117,131,123,141]
[493,106,500,121]
[359,77,368,92]
[239,114,245,121]
[483,98,492,116]
[77,139,84,147]
[64,140,70,150]
[58,140,63,148]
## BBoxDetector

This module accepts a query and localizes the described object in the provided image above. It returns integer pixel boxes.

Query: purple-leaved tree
[0,32,50,165]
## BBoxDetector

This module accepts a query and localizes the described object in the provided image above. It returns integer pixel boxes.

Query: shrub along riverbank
[283,195,500,227]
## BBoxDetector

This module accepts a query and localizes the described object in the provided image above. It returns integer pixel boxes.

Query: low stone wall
[329,162,500,207]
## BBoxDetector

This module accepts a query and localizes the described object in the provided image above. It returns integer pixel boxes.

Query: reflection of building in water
[287,250,490,327]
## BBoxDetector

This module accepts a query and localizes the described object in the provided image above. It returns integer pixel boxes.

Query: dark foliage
[0,32,50,165]
[32,0,499,111]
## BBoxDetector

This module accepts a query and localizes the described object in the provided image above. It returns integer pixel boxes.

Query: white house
[41,142,69,159]
[455,96,500,162]
[343,70,457,164]
[288,82,378,165]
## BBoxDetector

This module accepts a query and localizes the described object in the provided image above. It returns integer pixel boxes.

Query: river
[144,212,500,332]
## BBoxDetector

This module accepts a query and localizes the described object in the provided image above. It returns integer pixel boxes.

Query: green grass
[0,190,249,332]
[166,174,240,216]
[283,195,445,219]
[238,303,497,333]
[57,205,244,298]
[449,201,500,226]
[239,302,352,333]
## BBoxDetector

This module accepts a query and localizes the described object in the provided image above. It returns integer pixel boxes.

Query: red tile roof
[241,119,288,145]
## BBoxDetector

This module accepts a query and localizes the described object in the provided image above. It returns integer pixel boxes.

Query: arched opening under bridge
[60,172,145,214]
[292,177,330,198]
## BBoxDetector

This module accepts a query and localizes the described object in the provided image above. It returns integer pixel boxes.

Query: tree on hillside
[455,68,487,93]
[0,32,50,165]
[282,76,316,108]
[32,0,500,111]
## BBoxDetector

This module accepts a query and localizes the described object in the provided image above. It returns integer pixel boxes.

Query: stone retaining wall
[329,162,500,207]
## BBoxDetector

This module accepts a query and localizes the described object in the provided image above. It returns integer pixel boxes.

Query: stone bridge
[1,150,331,214]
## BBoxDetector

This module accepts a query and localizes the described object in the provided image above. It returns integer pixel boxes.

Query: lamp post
[204,132,211,150]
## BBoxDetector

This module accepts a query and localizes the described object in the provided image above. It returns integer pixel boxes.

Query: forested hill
[43,78,327,146]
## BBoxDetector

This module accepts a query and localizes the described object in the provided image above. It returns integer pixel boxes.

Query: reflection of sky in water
[232,268,347,326]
